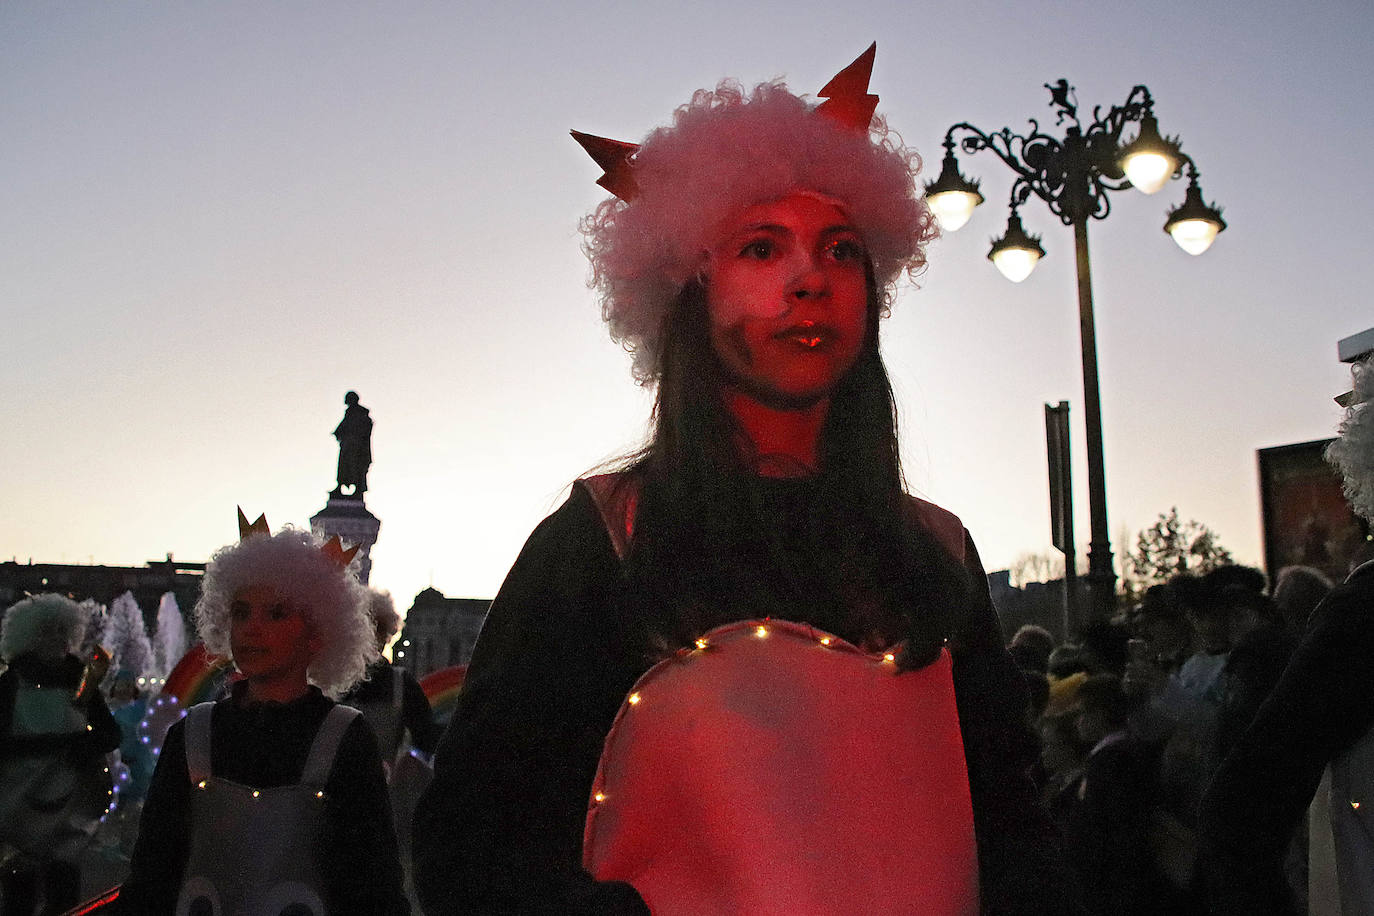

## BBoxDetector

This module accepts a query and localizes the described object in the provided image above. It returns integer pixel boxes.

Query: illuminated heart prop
[584,619,978,916]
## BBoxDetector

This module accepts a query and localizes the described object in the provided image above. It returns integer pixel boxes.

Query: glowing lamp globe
[987,213,1045,283]
[923,151,984,232]
[1164,181,1226,256]
[1167,218,1222,256]
[1118,114,1180,195]
[927,189,982,232]
[1122,152,1174,196]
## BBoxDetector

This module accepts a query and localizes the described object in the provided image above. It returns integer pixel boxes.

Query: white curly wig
[368,589,401,642]
[582,76,937,383]
[194,528,373,698]
[1327,355,1374,523]
[1,593,86,663]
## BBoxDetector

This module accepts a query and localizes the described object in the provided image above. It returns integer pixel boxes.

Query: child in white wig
[1202,355,1374,914]
[340,590,438,769]
[416,46,1078,915]
[116,515,409,915]
[341,589,438,867]
[0,594,120,916]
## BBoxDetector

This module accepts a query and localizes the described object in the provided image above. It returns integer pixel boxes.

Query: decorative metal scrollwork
[942,82,1166,227]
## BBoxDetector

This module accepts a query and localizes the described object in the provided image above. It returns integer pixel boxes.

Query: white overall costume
[174,702,359,916]
[1310,723,1374,915]
[354,667,405,763]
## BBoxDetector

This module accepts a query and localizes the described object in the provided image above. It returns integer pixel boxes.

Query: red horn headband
[572,43,880,203]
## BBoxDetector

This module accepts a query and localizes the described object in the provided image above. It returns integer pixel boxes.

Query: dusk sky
[5,1,1370,613]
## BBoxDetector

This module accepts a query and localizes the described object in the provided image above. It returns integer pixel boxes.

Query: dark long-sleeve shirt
[341,659,440,757]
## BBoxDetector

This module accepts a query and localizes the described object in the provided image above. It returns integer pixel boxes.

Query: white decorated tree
[76,598,107,663]
[103,591,153,681]
[152,591,187,681]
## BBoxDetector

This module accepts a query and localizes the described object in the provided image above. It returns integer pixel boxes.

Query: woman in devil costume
[414,46,1080,916]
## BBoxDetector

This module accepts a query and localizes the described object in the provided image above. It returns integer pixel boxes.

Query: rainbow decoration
[419,665,467,726]
[138,644,237,760]
[161,643,236,705]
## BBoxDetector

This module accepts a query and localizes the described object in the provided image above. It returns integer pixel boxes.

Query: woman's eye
[269,604,290,621]
[739,239,774,260]
[827,239,865,262]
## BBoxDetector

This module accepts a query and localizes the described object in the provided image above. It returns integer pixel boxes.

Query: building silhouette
[392,587,489,677]
[0,556,203,631]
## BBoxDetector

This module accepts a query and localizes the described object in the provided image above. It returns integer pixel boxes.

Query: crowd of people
[1006,561,1343,914]
[3,43,1372,915]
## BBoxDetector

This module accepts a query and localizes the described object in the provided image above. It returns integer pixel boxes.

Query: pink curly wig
[581,77,937,383]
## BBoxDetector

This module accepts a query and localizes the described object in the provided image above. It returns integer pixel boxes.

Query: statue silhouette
[332,391,372,499]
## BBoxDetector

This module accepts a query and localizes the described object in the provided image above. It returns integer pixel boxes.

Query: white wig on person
[1327,355,1374,523]
[194,528,373,698]
[582,76,937,383]
[368,589,401,642]
[1,593,86,663]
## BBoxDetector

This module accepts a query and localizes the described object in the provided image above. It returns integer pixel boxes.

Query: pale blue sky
[4,1,1370,608]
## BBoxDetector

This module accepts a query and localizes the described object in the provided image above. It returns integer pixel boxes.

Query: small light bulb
[1353,801,1362,810]
[628,693,641,706]
[883,652,896,663]
[252,790,260,798]
[197,780,207,789]
[819,637,832,646]
[86,724,93,732]
[316,791,324,799]
[695,637,708,650]
[594,792,606,804]
[755,625,768,638]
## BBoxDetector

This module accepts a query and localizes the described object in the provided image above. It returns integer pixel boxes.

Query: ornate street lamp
[925,81,1226,622]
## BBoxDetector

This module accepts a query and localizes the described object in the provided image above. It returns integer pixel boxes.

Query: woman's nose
[788,256,830,301]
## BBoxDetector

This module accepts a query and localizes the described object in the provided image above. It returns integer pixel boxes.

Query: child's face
[229,584,318,699]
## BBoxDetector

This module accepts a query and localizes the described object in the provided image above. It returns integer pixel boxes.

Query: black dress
[414,479,1080,915]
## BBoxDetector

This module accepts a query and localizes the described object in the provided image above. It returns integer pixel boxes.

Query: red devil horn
[571,130,641,201]
[816,43,879,133]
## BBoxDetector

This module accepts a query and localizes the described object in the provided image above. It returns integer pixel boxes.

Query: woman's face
[704,193,869,406]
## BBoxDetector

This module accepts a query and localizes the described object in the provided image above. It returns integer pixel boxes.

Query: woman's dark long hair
[616,273,971,666]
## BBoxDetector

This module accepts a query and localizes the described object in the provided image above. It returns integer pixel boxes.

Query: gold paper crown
[235,506,359,569]
[572,43,880,203]
[237,506,270,539]
[320,537,361,569]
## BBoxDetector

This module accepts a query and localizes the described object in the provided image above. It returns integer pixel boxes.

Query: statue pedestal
[310,497,381,585]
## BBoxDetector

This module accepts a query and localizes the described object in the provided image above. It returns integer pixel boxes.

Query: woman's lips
[775,320,832,349]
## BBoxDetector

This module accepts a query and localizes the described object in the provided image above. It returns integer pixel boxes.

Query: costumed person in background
[101,668,155,863]
[1200,354,1374,916]
[339,590,437,862]
[0,594,120,916]
[414,45,1080,916]
[115,511,409,915]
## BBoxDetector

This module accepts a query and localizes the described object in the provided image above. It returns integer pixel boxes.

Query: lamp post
[925,81,1225,622]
